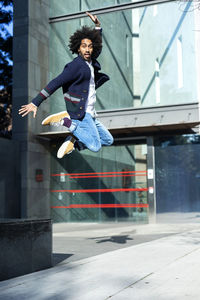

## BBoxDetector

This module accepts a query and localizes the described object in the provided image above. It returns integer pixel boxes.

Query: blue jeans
[70,113,113,152]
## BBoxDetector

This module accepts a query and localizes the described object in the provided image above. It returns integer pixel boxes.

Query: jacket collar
[92,59,101,71]
[75,55,101,70]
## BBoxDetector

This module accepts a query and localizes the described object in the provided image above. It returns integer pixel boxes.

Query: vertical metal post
[146,136,156,223]
[98,150,102,222]
[194,8,200,133]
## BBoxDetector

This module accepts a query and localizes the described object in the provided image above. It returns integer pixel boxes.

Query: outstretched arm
[18,62,77,118]
[86,11,102,59]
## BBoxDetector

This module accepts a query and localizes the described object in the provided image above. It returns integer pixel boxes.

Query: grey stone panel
[13,23,29,36]
[34,63,42,90]
[13,0,51,219]
[28,152,50,179]
[0,219,52,281]
[28,120,45,143]
[13,35,29,62]
[20,189,28,218]
[25,149,50,217]
[12,113,28,136]
[28,141,50,154]
[25,177,50,190]
[29,87,39,99]
[28,61,37,90]
[29,64,49,93]
[20,141,29,152]
[13,63,28,87]
[0,181,5,218]
[11,133,27,142]
[29,0,49,23]
[12,87,28,98]
[37,41,49,67]
[29,28,49,45]
[29,41,49,69]
[27,189,51,219]
[41,69,50,87]
[13,16,29,28]
[13,0,28,18]
[0,139,21,218]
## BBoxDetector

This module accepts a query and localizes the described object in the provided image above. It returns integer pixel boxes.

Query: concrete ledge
[37,102,200,139]
[0,218,52,281]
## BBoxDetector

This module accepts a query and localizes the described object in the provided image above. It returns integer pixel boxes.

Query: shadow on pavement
[53,253,74,266]
[89,235,133,244]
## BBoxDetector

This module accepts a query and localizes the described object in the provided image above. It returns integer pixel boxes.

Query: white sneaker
[57,136,76,158]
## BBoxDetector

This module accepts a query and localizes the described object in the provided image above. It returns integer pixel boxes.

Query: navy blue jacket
[32,55,109,120]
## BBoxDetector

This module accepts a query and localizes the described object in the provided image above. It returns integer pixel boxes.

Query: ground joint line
[104,272,154,299]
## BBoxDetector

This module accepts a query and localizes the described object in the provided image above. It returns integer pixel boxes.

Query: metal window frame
[49,0,176,23]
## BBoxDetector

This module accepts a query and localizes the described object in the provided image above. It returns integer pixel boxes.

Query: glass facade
[48,1,200,223]
[49,1,198,113]
[155,135,200,213]
[51,143,148,223]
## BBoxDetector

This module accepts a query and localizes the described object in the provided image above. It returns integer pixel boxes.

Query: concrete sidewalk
[0,221,200,299]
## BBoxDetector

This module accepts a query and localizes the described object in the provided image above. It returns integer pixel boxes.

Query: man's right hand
[18,103,38,118]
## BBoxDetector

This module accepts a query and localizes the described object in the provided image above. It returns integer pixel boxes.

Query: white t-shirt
[85,60,96,117]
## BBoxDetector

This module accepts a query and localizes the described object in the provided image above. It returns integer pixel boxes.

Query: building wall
[11,0,200,223]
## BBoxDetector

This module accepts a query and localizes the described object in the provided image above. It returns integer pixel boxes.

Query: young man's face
[78,38,93,61]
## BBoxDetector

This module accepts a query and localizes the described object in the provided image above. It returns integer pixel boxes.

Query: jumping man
[19,12,113,158]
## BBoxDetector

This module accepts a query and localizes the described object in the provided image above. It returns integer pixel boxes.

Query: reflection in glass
[177,35,183,89]
[155,135,200,214]
[50,0,135,17]
[50,143,148,223]
[49,1,198,113]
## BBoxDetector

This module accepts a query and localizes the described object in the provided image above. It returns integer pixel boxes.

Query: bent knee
[87,140,102,152]
[108,136,114,146]
[89,144,101,152]
[104,135,114,146]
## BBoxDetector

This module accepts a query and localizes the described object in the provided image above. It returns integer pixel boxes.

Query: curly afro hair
[68,26,102,59]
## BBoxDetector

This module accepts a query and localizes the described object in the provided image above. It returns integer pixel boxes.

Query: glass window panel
[50,142,147,223]
[50,0,136,18]
[49,1,198,113]
[155,135,200,215]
